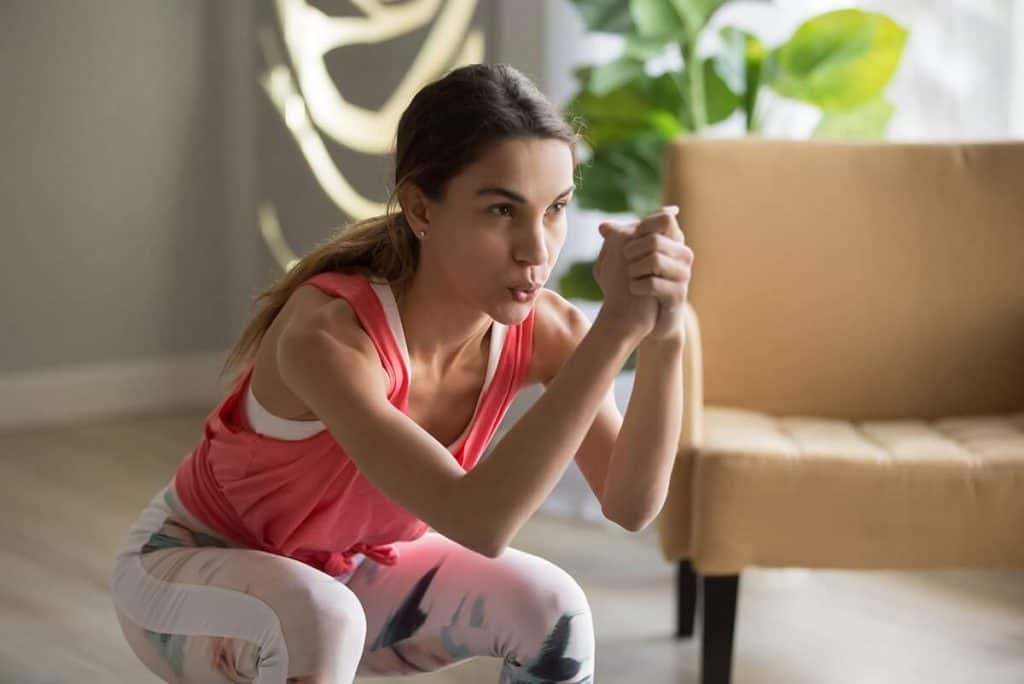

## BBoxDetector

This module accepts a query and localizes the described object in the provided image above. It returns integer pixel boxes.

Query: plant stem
[685,43,707,131]
[670,65,691,130]
[745,85,760,133]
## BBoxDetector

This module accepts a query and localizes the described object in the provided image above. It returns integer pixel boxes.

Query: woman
[109,63,693,683]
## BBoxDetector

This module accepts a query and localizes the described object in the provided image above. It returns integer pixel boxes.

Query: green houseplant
[559,1,909,311]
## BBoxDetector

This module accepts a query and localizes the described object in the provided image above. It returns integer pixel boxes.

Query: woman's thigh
[110,484,366,683]
[346,532,595,683]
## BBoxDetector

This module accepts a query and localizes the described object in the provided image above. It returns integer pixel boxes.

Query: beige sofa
[654,137,1024,684]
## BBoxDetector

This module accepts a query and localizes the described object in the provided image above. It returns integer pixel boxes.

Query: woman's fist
[593,219,658,341]
[621,206,693,341]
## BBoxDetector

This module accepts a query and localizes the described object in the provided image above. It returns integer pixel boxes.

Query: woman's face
[410,137,576,325]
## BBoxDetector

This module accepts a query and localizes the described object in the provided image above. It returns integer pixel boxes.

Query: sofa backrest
[662,137,1024,421]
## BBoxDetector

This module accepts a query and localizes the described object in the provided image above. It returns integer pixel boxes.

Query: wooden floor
[1,409,1022,683]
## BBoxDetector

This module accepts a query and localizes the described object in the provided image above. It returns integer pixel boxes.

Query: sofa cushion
[689,407,1024,575]
[663,138,1024,422]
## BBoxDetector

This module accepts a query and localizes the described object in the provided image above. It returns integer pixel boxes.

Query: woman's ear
[398,183,431,234]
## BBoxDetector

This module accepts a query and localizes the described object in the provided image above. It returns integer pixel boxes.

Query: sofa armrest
[681,301,704,449]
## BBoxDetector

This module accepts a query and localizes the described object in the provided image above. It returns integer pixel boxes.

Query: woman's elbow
[601,502,652,532]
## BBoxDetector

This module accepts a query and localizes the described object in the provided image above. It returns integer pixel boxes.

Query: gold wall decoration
[258,0,486,272]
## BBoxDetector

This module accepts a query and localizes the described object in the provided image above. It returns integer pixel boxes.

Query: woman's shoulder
[286,276,374,352]
[524,287,593,386]
[246,274,377,422]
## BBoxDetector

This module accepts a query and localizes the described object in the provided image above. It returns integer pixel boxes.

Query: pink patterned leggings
[110,481,595,683]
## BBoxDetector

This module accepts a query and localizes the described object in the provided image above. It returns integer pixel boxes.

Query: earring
[417,230,426,239]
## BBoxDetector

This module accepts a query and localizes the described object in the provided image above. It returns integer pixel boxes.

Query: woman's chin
[489,301,534,326]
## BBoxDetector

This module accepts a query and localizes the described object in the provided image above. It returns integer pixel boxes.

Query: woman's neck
[391,272,492,375]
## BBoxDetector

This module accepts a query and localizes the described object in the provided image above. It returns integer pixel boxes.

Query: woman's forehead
[455,138,574,199]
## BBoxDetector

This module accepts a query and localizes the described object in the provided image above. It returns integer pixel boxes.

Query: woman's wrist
[591,308,649,351]
[638,331,685,354]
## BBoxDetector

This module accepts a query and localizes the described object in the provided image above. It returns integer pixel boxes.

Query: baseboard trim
[0,352,229,433]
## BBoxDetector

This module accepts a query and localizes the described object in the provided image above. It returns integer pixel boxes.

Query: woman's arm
[599,335,683,530]
[534,297,684,532]
[460,307,646,554]
[603,206,692,529]
[536,208,693,532]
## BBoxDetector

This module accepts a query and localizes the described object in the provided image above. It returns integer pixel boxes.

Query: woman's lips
[508,287,538,303]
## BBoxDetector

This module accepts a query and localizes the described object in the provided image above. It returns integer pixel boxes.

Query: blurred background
[1,1,1022,682]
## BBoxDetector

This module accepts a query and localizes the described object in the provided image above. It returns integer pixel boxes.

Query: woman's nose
[514,221,549,266]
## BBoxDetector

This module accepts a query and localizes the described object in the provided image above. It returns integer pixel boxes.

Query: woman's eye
[488,202,567,218]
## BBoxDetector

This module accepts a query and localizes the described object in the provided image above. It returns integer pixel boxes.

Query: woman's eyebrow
[475,185,576,203]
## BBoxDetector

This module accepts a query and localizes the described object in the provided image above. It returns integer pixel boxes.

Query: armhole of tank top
[300,273,396,395]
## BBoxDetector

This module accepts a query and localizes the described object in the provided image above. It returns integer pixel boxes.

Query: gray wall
[254,0,496,297]
[1,0,499,377]
[1,1,235,373]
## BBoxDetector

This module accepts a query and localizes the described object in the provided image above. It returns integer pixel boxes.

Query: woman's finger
[635,208,685,243]
[598,221,634,240]
[623,233,691,261]
[642,205,679,220]
[627,252,689,282]
[629,275,688,305]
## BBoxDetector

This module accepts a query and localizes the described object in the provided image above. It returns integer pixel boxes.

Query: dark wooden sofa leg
[701,573,740,684]
[676,560,698,638]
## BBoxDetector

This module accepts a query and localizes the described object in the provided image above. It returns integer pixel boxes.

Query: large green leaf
[567,71,685,148]
[576,152,632,214]
[703,59,739,124]
[767,9,907,111]
[570,0,633,34]
[588,56,647,96]
[813,95,894,138]
[576,133,666,215]
[669,0,725,36]
[623,32,675,60]
[713,27,747,94]
[713,27,766,130]
[630,0,684,38]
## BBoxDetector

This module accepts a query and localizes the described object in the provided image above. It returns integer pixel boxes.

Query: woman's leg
[345,531,595,683]
[110,484,366,683]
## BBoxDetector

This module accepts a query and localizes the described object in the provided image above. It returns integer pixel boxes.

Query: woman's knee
[497,556,595,683]
[268,580,367,680]
[112,543,368,680]
[273,579,368,647]
[511,556,592,626]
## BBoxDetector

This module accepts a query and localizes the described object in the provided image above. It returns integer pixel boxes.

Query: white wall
[1011,0,1024,137]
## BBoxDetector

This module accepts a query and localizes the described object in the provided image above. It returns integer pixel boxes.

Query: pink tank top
[174,271,535,577]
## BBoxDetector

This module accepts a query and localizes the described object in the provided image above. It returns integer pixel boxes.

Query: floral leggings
[109,481,595,683]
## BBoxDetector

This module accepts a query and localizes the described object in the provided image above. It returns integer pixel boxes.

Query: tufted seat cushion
[687,407,1024,574]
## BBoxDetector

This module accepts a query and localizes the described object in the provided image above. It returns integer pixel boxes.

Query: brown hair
[219,63,583,390]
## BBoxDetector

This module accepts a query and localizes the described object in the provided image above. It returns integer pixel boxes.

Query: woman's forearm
[601,335,684,530]
[461,311,642,553]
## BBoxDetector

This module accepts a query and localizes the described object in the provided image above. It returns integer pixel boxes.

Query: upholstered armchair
[654,138,1024,684]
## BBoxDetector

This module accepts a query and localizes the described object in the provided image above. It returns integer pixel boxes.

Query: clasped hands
[593,205,694,342]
